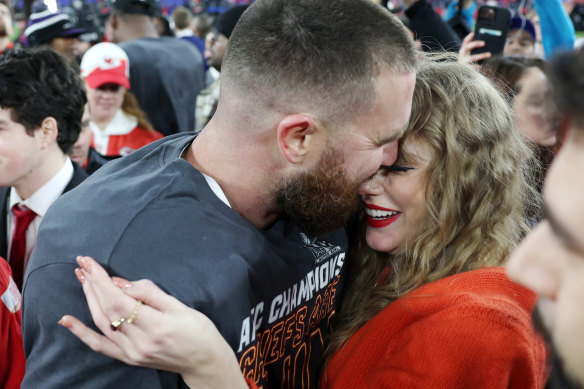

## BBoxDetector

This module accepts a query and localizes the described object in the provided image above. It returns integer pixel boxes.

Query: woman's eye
[388,165,414,173]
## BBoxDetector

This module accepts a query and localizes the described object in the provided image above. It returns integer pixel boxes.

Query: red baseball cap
[80,42,131,90]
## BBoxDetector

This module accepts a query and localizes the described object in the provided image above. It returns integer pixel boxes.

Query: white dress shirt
[7,158,74,271]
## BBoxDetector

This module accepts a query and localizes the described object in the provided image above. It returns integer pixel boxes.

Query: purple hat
[509,16,536,42]
[24,10,85,47]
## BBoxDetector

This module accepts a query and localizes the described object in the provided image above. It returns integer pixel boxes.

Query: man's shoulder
[121,37,200,59]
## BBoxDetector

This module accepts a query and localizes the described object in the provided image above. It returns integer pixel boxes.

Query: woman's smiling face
[359,138,432,255]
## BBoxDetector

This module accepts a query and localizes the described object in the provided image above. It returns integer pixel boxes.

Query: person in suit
[0,47,87,289]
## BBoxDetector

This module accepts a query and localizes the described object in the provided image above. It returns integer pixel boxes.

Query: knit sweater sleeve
[364,298,547,388]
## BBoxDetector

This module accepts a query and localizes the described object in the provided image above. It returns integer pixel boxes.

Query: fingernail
[74,267,85,284]
[58,317,71,329]
[112,277,132,289]
[76,256,92,274]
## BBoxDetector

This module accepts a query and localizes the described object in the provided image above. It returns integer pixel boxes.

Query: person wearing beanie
[24,10,84,61]
[80,42,163,157]
[504,16,537,58]
[206,4,248,71]
[195,4,248,131]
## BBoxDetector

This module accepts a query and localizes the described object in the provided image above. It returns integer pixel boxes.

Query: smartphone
[471,5,511,58]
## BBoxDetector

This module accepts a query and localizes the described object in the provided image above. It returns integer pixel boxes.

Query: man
[22,0,417,387]
[70,105,114,175]
[195,4,248,130]
[507,49,584,389]
[171,6,204,52]
[24,10,85,61]
[108,0,205,135]
[0,48,87,290]
[0,0,14,55]
[206,5,248,72]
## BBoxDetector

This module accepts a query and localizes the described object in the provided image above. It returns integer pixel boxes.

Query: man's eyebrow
[543,201,584,252]
[376,122,409,146]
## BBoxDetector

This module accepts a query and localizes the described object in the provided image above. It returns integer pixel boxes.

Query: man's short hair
[551,49,584,129]
[110,0,157,17]
[171,6,192,30]
[0,48,86,154]
[222,0,417,127]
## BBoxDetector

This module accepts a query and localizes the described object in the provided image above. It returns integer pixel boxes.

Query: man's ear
[39,117,59,149]
[276,114,322,164]
[109,12,119,30]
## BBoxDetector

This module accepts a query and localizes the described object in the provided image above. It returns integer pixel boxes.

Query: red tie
[10,204,37,290]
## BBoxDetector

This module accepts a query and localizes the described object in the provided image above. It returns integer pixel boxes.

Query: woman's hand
[59,256,248,389]
[458,32,491,68]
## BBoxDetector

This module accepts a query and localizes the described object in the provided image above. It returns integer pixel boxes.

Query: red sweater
[321,267,547,388]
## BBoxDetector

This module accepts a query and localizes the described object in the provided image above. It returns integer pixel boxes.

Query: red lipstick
[364,203,401,228]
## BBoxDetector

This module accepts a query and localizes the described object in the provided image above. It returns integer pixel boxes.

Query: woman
[60,56,547,388]
[322,55,546,388]
[482,56,560,195]
[80,42,163,157]
[482,56,558,147]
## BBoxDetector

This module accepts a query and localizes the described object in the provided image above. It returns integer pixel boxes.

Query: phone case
[471,6,511,57]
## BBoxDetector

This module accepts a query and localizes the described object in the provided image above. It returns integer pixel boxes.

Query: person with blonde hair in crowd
[80,42,162,157]
[59,55,547,388]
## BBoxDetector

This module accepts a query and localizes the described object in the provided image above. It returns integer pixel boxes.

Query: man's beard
[532,304,583,389]
[0,24,6,38]
[275,147,362,237]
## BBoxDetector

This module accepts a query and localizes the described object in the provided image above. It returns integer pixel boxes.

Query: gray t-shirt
[22,133,348,388]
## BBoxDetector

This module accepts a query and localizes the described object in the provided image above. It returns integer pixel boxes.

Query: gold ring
[127,300,142,325]
[110,317,125,331]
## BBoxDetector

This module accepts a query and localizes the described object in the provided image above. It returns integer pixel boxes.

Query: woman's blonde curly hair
[325,53,541,358]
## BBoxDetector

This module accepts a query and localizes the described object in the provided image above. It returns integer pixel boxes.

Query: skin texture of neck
[14,147,67,200]
[186,117,282,230]
[114,15,158,43]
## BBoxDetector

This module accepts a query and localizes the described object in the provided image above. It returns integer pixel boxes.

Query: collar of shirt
[179,139,231,208]
[9,158,74,217]
[90,109,137,137]
[176,29,195,38]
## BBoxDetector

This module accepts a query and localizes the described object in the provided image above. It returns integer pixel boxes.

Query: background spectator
[107,0,205,135]
[0,48,87,289]
[80,42,163,157]
[24,10,84,61]
[0,0,14,55]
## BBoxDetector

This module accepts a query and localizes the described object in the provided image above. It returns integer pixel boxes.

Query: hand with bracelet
[58,256,248,389]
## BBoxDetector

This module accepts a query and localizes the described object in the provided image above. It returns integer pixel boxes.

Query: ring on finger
[110,317,125,331]
[127,300,142,325]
